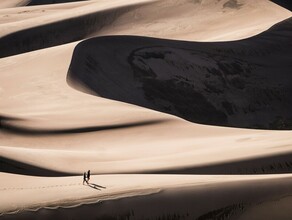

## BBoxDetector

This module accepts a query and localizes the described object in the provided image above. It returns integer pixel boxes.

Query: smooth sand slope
[1,0,292,219]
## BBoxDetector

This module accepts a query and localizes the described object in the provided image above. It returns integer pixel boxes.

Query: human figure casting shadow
[87,170,90,182]
[82,170,106,190]
[83,172,88,185]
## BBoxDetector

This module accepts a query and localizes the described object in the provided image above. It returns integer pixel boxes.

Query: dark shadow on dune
[87,184,101,190]
[0,3,150,58]
[0,156,72,177]
[271,0,292,11]
[26,0,87,6]
[86,183,106,190]
[223,0,243,10]
[0,119,166,136]
[89,183,106,189]
[0,115,24,123]
[67,18,292,130]
[147,151,292,175]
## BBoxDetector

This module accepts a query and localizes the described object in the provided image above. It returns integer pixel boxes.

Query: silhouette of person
[83,172,87,185]
[87,170,91,182]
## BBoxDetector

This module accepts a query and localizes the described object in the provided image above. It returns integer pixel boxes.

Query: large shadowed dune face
[68,18,292,130]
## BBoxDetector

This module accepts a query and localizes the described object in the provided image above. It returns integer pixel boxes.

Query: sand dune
[96,0,292,41]
[1,0,292,219]
[0,0,291,57]
[3,145,292,176]
[68,18,292,129]
[1,124,292,176]
[2,174,292,219]
[0,0,154,57]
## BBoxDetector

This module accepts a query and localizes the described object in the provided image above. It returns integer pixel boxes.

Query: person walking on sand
[87,170,91,183]
[83,172,87,185]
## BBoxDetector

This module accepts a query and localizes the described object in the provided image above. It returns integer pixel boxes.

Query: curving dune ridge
[1,0,292,219]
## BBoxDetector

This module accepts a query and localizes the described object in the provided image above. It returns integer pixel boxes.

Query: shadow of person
[87,183,101,190]
[89,183,106,189]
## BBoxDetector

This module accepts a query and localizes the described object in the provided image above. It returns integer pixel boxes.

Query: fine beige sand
[1,0,292,219]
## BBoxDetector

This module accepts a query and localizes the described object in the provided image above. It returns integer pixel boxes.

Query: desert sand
[1,0,292,219]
